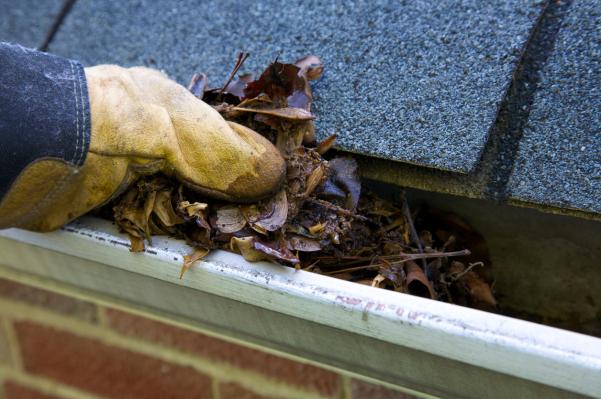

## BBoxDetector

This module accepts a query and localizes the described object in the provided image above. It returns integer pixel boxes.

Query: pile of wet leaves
[105,54,496,312]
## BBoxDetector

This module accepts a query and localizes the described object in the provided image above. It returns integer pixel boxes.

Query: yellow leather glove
[0,65,285,231]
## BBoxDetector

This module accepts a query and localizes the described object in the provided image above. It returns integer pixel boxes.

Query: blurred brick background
[0,277,416,399]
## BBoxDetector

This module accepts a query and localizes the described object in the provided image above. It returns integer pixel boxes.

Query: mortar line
[0,365,103,399]
[212,377,221,399]
[1,317,23,371]
[341,375,352,399]
[96,305,109,328]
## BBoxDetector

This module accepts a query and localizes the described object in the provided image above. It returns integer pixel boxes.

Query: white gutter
[0,216,599,398]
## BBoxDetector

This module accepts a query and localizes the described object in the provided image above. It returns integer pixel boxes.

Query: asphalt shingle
[0,0,63,49]
[508,0,601,214]
[50,0,544,173]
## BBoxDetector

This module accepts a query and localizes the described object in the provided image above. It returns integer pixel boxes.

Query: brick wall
[0,277,416,399]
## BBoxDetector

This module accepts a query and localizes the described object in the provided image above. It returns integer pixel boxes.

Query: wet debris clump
[106,54,496,312]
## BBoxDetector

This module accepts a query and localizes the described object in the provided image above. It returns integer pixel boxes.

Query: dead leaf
[372,274,387,288]
[187,73,208,99]
[180,247,209,279]
[230,236,269,262]
[251,190,288,232]
[178,201,208,218]
[153,190,184,227]
[214,206,246,233]
[295,55,324,81]
[323,157,361,210]
[129,234,145,252]
[232,106,314,120]
[404,261,436,299]
[287,234,322,252]
[304,165,326,196]
[253,240,300,264]
[308,222,325,235]
[244,61,302,102]
[462,271,497,311]
[316,134,337,155]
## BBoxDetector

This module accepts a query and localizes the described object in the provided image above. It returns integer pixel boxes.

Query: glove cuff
[0,43,91,204]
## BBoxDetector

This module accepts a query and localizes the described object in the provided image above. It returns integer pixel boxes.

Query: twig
[324,249,470,275]
[306,198,368,221]
[219,52,250,100]
[402,198,427,271]
[449,261,484,281]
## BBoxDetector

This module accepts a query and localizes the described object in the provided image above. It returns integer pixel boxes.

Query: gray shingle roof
[48,0,544,174]
[2,0,599,219]
[0,0,63,48]
[508,0,601,214]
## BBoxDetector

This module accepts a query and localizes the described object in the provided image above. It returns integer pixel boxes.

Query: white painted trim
[0,217,600,398]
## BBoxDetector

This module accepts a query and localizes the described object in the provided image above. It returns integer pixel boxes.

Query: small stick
[306,198,368,221]
[402,199,427,271]
[324,249,470,275]
[219,52,250,100]
[317,249,470,262]
[449,261,484,281]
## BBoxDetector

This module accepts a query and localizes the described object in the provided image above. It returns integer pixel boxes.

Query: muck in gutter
[98,54,503,317]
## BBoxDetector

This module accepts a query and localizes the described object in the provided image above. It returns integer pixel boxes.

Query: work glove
[0,65,285,232]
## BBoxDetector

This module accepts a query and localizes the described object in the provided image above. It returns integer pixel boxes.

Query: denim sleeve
[0,42,90,200]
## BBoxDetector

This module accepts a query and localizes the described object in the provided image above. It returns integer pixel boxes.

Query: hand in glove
[0,48,285,231]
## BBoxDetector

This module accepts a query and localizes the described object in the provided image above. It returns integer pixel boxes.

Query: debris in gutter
[102,54,496,312]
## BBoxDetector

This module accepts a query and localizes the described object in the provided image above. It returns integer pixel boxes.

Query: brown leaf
[129,234,145,252]
[304,165,326,196]
[180,247,210,279]
[287,234,322,252]
[224,73,254,99]
[153,190,184,227]
[250,190,288,232]
[404,261,436,299]
[178,201,208,218]
[461,271,497,311]
[286,89,312,111]
[187,73,208,99]
[230,236,269,262]
[316,134,337,155]
[379,267,405,291]
[308,222,325,235]
[295,55,324,81]
[214,206,246,233]
[371,274,387,288]
[324,157,361,210]
[244,61,302,102]
[253,240,300,264]
[232,106,314,120]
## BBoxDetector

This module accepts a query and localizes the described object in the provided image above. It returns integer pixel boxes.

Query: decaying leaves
[181,248,209,278]
[105,55,496,312]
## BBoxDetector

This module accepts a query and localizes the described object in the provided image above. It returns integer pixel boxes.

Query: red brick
[0,317,12,365]
[3,381,63,399]
[15,321,213,399]
[105,308,341,397]
[351,380,417,399]
[0,278,97,322]
[219,382,283,399]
